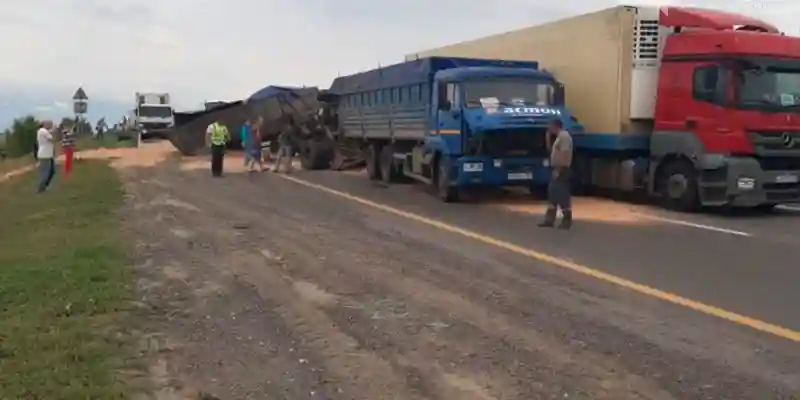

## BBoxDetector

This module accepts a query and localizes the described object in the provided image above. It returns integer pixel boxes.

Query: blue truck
[321,56,583,201]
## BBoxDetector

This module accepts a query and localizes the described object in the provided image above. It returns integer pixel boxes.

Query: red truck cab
[650,7,800,211]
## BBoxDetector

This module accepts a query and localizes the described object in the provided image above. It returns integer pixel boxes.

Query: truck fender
[648,130,707,195]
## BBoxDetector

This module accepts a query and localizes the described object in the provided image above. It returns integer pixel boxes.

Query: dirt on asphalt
[84,142,798,399]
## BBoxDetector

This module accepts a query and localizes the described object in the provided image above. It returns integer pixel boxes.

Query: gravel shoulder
[119,150,800,399]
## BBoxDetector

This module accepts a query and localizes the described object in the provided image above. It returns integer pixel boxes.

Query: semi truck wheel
[658,160,700,212]
[365,143,381,180]
[435,157,459,202]
[379,144,402,183]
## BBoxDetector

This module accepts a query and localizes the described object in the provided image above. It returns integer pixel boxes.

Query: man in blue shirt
[240,120,252,166]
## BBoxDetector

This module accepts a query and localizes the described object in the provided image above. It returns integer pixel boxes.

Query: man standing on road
[249,116,266,172]
[272,116,295,173]
[241,119,252,167]
[36,120,56,193]
[538,118,573,229]
[61,122,76,177]
[206,120,230,177]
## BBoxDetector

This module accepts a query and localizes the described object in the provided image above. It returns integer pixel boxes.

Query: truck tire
[365,142,381,180]
[657,160,700,212]
[379,144,402,184]
[299,137,334,170]
[435,157,459,202]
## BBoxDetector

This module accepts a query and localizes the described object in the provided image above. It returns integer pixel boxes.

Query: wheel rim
[666,173,688,199]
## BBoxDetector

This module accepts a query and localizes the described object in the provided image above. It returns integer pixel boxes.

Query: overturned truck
[169,86,341,170]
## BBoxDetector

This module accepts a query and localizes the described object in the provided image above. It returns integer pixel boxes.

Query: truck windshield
[138,106,173,118]
[735,60,800,111]
[462,80,555,108]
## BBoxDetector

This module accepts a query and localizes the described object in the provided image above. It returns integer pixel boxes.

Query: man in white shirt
[538,118,573,229]
[36,120,56,193]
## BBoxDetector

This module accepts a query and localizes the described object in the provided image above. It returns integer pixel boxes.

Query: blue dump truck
[319,56,582,201]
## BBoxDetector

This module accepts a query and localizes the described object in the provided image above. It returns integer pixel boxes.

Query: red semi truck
[410,6,800,211]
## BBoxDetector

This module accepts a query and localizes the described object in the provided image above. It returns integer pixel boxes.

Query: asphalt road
[124,153,800,399]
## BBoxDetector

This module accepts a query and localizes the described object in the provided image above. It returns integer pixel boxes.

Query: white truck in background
[134,92,174,139]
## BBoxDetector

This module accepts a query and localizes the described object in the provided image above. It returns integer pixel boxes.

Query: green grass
[0,160,133,398]
[0,156,34,175]
[75,135,136,151]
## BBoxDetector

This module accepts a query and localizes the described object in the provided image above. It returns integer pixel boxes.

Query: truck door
[690,63,734,150]
[435,82,462,152]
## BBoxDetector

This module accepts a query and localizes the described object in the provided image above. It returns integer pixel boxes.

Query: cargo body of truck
[409,6,800,211]
[135,92,174,139]
[322,56,581,201]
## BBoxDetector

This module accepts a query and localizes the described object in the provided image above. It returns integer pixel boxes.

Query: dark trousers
[37,158,55,193]
[547,168,571,211]
[211,144,225,177]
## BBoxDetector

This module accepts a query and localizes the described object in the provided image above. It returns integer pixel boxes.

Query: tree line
[1,116,92,158]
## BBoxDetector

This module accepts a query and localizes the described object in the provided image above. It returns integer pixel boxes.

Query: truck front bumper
[452,156,551,187]
[699,156,800,207]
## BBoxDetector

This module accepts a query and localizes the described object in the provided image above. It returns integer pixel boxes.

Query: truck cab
[135,92,175,139]
[648,7,800,209]
[428,67,581,195]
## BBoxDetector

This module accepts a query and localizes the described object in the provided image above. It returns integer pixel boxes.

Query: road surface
[121,149,800,399]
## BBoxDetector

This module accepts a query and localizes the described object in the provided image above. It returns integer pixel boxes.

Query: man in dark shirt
[272,117,296,173]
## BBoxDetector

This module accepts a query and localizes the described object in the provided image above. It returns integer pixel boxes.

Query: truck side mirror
[554,84,566,105]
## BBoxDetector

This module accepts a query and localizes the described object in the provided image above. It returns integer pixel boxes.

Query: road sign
[74,102,87,114]
[72,87,88,101]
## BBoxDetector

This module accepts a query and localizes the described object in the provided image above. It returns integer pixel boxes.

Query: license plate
[776,174,799,183]
[508,172,533,180]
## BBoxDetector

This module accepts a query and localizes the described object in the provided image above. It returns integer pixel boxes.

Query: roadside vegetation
[1,115,135,174]
[0,160,135,398]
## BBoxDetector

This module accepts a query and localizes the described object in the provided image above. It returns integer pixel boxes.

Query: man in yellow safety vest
[206,120,230,177]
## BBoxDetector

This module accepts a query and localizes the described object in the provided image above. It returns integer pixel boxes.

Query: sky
[0,0,797,129]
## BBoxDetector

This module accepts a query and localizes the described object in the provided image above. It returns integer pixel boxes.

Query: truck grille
[754,156,800,171]
[467,128,548,158]
[748,131,800,154]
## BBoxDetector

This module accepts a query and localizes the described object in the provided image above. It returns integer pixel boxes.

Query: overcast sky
[0,0,796,125]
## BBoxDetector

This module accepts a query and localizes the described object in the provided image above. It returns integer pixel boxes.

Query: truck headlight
[463,162,483,172]
[737,177,755,190]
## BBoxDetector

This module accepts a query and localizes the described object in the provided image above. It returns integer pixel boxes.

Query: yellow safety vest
[210,122,228,146]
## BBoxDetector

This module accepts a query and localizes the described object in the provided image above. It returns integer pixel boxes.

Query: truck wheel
[300,137,334,170]
[658,160,700,212]
[365,143,381,180]
[379,144,401,183]
[435,157,459,202]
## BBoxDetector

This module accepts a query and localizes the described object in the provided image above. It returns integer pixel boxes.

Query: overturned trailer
[168,86,338,169]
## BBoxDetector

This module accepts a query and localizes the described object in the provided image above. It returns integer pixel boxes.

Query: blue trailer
[326,56,584,201]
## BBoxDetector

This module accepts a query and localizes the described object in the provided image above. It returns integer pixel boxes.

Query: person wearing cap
[538,118,573,229]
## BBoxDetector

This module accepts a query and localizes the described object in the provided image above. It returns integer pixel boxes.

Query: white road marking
[638,214,752,237]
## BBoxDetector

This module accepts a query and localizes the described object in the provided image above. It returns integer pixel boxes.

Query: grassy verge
[76,135,136,151]
[0,160,133,398]
[0,155,34,175]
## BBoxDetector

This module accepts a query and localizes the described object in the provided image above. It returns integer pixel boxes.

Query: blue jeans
[37,158,55,192]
